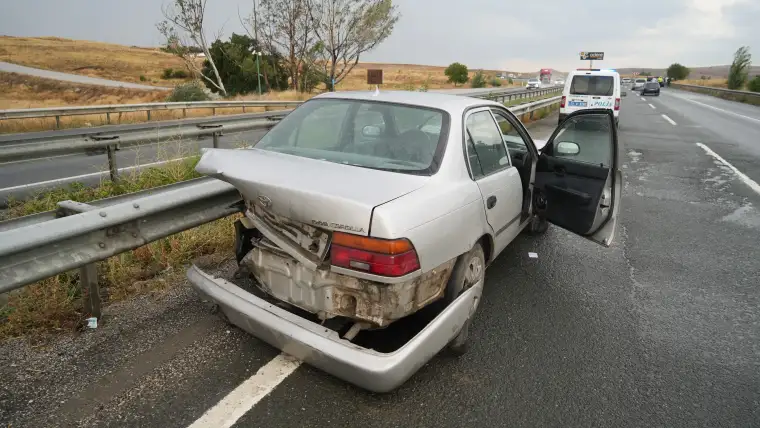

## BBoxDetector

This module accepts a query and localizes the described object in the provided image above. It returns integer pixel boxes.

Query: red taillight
[560,95,566,108]
[330,232,420,277]
[614,98,621,110]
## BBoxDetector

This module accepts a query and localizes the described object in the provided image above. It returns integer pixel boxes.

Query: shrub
[162,68,174,79]
[172,69,189,79]
[748,76,760,93]
[139,75,147,82]
[728,46,751,90]
[490,77,502,87]
[166,82,210,102]
[445,62,469,86]
[666,63,690,80]
[508,78,514,85]
[471,70,487,88]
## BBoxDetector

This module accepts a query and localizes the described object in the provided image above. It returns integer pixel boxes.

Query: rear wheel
[443,243,485,355]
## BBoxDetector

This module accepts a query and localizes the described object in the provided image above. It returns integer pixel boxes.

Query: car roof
[312,90,502,112]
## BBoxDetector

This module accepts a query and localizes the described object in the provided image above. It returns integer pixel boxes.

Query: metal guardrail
[0,93,563,313]
[0,100,304,129]
[670,83,760,105]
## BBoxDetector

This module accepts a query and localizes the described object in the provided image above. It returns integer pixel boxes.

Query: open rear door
[534,109,621,247]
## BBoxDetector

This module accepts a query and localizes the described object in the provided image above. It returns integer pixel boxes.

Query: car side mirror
[556,141,580,155]
[362,125,381,137]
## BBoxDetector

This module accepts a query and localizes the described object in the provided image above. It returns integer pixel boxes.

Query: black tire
[443,242,485,355]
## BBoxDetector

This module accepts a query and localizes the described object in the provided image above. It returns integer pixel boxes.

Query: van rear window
[570,75,614,96]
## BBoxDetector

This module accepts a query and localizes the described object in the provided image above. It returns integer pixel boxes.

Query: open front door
[534,109,621,247]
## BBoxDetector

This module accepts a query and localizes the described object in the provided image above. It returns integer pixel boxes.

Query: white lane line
[696,143,760,195]
[648,103,656,109]
[640,97,646,101]
[668,92,760,124]
[0,156,190,193]
[187,353,301,428]
[661,114,677,126]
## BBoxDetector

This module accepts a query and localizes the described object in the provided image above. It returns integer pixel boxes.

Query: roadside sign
[367,69,383,85]
[580,52,604,61]
[633,71,640,76]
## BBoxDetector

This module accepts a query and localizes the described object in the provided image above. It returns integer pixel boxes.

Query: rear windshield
[645,82,659,88]
[570,75,614,96]
[254,99,448,175]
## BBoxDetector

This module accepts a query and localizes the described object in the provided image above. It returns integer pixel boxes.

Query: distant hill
[616,65,760,79]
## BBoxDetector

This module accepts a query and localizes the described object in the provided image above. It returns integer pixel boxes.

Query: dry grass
[337,62,516,91]
[0,72,314,134]
[679,78,729,88]
[0,36,193,87]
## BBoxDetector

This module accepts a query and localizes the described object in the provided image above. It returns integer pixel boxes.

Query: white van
[559,69,621,127]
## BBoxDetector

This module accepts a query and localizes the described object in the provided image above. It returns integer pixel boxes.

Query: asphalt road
[2,89,760,427]
[0,128,269,201]
[0,61,171,91]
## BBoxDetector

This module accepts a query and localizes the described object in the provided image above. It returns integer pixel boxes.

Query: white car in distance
[526,78,541,89]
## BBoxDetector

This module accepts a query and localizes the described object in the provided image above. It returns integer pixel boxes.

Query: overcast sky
[1,0,759,72]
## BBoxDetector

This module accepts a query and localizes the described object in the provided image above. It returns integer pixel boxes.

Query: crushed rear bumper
[186,265,483,393]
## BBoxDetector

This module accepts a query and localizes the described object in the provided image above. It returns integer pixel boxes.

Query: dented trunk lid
[195,148,429,237]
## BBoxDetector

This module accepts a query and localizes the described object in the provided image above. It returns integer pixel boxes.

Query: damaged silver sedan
[188,90,622,392]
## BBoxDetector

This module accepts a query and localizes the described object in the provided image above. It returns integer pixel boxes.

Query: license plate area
[568,100,587,107]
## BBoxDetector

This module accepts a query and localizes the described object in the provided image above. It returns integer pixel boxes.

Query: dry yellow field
[678,78,729,88]
[0,72,314,133]
[339,62,516,90]
[0,36,190,86]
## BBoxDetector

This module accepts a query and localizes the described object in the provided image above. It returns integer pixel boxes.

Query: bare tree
[308,0,399,91]
[157,0,227,95]
[254,0,314,91]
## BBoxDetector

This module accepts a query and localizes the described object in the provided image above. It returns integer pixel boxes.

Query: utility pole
[252,49,263,96]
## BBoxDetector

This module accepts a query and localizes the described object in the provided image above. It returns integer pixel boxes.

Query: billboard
[580,52,604,60]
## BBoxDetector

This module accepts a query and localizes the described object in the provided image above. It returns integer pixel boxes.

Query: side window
[465,111,510,177]
[551,114,612,167]
[491,110,529,151]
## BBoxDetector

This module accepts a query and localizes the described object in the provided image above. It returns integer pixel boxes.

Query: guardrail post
[118,112,122,124]
[147,110,151,121]
[213,132,220,148]
[183,108,187,118]
[106,112,111,125]
[80,263,101,320]
[212,107,216,116]
[107,144,119,182]
[55,201,102,321]
[243,106,246,113]
[55,115,61,129]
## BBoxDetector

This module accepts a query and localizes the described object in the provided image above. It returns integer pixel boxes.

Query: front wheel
[444,243,485,355]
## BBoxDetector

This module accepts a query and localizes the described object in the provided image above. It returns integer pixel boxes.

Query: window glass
[256,99,447,175]
[465,111,510,176]
[492,110,528,151]
[570,75,614,96]
[552,114,612,167]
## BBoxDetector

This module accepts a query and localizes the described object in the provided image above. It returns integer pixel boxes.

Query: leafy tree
[728,46,752,90]
[490,77,502,87]
[471,70,486,88]
[445,62,468,86]
[748,76,760,93]
[666,63,690,80]
[201,33,288,96]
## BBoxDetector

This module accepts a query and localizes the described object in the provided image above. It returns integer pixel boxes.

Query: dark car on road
[640,81,661,96]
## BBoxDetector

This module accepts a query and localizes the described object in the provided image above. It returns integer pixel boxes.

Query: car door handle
[487,196,497,209]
